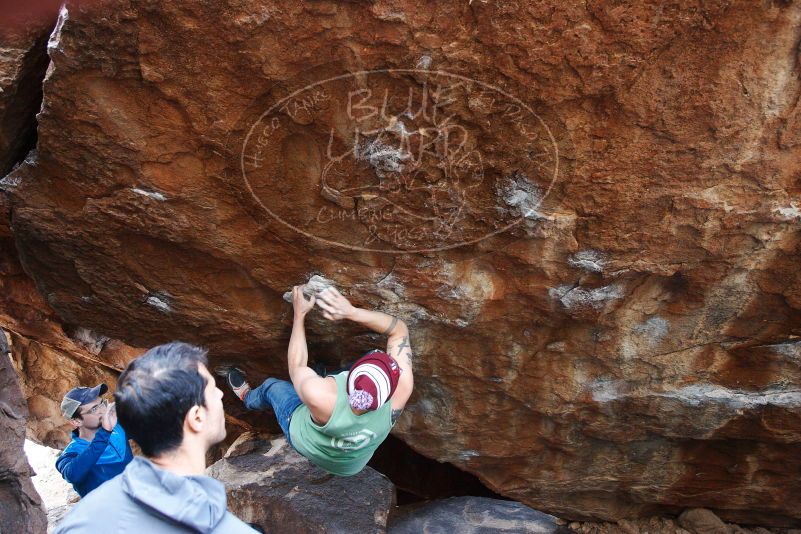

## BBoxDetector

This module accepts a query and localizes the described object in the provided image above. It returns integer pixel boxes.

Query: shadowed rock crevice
[368,434,508,505]
[0,25,52,178]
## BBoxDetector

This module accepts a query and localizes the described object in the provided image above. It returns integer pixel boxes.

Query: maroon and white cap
[347,350,401,411]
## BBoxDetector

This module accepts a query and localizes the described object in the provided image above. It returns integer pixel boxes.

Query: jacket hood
[121,456,228,533]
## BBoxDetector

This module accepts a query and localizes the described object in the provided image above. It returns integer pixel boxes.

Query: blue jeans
[243,378,304,446]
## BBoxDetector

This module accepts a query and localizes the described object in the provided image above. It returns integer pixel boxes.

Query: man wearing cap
[226,284,414,476]
[56,383,133,497]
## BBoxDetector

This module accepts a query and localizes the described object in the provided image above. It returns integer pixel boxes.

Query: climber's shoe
[226,367,251,402]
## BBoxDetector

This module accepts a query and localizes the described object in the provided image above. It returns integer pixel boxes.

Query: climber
[226,284,414,476]
[55,383,133,497]
[55,342,258,533]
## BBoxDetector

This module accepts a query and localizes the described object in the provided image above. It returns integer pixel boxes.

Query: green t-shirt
[289,371,392,476]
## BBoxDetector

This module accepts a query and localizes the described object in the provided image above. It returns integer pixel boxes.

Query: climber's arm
[316,288,414,419]
[287,286,336,422]
[385,321,414,415]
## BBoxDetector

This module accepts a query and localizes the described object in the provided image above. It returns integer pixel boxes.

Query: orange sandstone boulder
[3,0,801,526]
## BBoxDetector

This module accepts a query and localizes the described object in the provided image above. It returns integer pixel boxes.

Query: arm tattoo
[397,336,413,368]
[397,336,410,353]
[381,316,398,337]
[391,408,403,426]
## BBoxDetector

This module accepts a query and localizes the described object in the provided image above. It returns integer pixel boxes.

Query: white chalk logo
[330,429,378,451]
[240,68,560,253]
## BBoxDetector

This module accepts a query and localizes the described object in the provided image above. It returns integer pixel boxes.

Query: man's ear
[69,418,81,429]
[184,405,206,434]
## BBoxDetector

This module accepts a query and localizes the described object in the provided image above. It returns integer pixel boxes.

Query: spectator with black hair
[55,342,258,533]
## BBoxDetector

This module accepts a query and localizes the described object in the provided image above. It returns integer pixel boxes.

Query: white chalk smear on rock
[282,274,336,303]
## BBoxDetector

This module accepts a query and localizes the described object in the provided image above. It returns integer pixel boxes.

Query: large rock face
[4,0,801,526]
[0,2,143,451]
[3,206,140,448]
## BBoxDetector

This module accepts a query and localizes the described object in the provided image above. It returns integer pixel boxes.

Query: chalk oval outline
[240,69,560,254]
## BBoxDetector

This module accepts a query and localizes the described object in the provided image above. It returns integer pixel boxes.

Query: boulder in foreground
[208,433,396,533]
[389,496,571,534]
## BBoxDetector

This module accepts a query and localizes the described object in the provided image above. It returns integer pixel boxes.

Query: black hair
[114,341,209,457]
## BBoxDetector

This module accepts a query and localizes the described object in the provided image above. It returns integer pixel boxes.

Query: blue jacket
[55,424,133,497]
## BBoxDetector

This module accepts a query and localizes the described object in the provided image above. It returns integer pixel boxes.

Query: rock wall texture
[0,336,47,534]
[3,158,139,449]
[0,12,52,177]
[2,0,801,526]
[3,206,138,448]
[0,4,137,451]
[209,433,396,533]
[389,496,571,534]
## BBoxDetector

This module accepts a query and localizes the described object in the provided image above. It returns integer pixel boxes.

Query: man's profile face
[198,363,226,446]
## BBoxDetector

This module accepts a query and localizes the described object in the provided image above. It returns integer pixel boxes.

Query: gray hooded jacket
[55,456,258,533]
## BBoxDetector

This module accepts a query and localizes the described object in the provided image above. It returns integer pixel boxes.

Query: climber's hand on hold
[316,287,355,321]
[292,285,316,319]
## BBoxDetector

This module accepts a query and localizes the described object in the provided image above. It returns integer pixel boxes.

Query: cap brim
[88,383,108,399]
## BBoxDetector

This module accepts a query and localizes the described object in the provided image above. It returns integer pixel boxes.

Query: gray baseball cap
[60,384,108,418]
